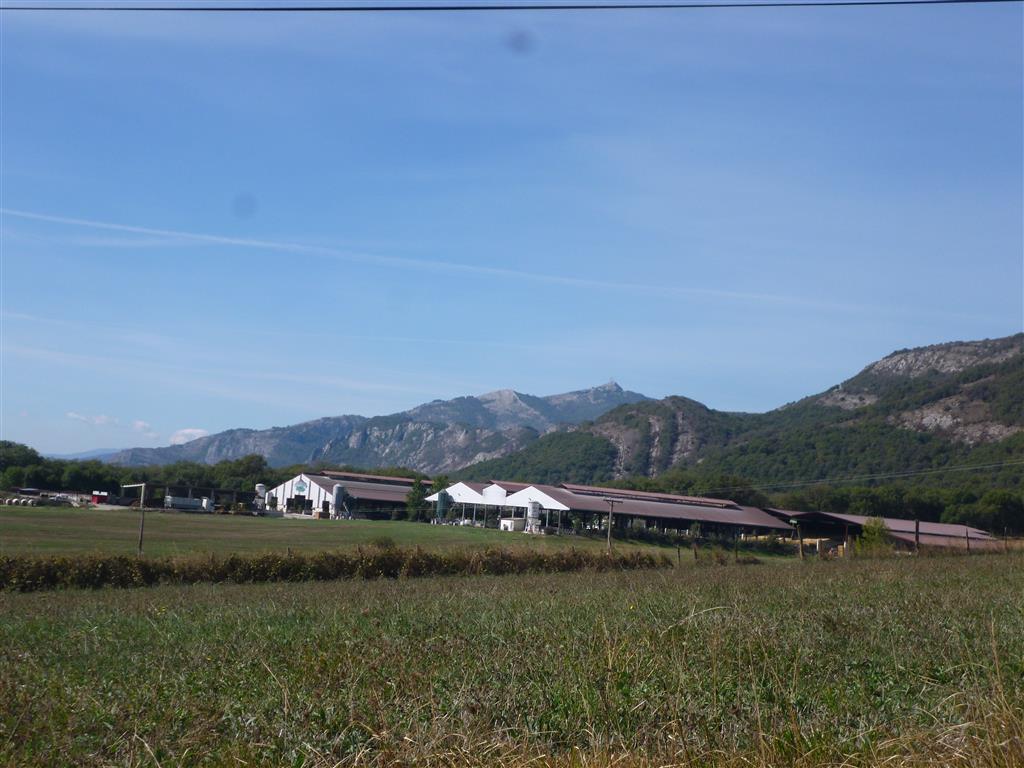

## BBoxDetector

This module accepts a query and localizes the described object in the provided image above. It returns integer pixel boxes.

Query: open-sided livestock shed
[764,509,1001,551]
[429,480,792,535]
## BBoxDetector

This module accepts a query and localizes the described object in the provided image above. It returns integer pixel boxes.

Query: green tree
[430,475,450,494]
[404,482,427,522]
[0,441,43,472]
[856,517,891,556]
[903,487,945,524]
[1,466,25,490]
[61,461,118,493]
[969,489,1024,534]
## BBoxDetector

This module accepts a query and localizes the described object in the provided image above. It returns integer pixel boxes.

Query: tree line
[0,441,421,498]
[3,439,1020,534]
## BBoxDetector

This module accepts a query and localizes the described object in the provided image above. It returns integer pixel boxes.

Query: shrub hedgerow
[0,547,670,592]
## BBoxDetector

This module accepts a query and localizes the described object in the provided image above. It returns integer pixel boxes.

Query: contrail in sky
[0,207,912,314]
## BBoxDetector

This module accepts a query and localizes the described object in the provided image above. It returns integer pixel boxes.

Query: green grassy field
[0,506,673,558]
[1,553,1021,767]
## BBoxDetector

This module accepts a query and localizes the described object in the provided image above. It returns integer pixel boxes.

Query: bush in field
[398,547,438,578]
[856,516,893,556]
[0,547,669,592]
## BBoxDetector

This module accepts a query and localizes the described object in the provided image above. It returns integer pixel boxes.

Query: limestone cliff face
[862,337,1020,379]
[818,336,1021,409]
[813,334,1023,444]
[589,397,740,477]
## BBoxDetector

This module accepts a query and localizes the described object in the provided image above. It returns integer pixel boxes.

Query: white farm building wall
[268,474,331,516]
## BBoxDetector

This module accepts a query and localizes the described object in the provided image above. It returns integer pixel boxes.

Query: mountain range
[460,334,1023,487]
[104,334,1022,486]
[104,382,649,471]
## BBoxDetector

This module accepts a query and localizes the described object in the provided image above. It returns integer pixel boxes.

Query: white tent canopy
[503,486,570,512]
[426,482,510,507]
[427,482,570,513]
[425,481,487,505]
[481,484,509,506]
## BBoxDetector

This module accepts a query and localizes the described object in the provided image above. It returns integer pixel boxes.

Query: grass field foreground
[0,507,674,558]
[1,554,1022,767]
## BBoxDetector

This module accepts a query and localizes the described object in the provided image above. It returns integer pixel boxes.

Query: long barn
[266,471,430,519]
[764,508,1001,551]
[427,480,792,536]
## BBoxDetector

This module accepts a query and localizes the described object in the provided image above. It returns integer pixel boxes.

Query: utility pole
[603,498,618,552]
[138,497,145,555]
[790,519,804,560]
[121,483,147,556]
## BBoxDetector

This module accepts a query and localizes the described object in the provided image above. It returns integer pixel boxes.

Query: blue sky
[1,2,1021,454]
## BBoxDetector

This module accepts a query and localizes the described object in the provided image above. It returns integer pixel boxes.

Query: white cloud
[132,420,160,440]
[169,428,210,446]
[66,412,117,427]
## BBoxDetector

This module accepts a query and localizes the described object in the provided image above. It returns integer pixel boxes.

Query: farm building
[266,471,430,519]
[428,480,793,536]
[266,473,1004,552]
[765,509,1002,552]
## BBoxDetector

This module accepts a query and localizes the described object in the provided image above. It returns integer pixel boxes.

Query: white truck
[164,495,212,512]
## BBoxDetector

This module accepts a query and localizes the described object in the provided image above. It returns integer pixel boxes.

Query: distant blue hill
[45,448,125,461]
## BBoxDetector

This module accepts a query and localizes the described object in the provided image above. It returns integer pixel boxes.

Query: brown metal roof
[560,483,738,509]
[307,475,411,504]
[489,480,532,493]
[824,511,992,539]
[506,483,791,531]
[887,531,1003,550]
[771,509,995,541]
[320,470,430,487]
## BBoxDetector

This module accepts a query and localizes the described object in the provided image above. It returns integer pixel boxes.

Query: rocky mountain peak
[479,389,524,405]
[864,336,1021,380]
[104,382,648,470]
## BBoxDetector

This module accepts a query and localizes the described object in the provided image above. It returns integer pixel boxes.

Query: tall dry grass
[1,553,1021,767]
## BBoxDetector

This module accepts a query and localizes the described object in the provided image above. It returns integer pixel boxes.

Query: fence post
[137,506,146,557]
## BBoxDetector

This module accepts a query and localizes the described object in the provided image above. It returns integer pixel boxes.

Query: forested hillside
[459,334,1023,490]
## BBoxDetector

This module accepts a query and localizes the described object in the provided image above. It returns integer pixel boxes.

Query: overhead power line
[699,459,1024,495]
[2,0,1022,11]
